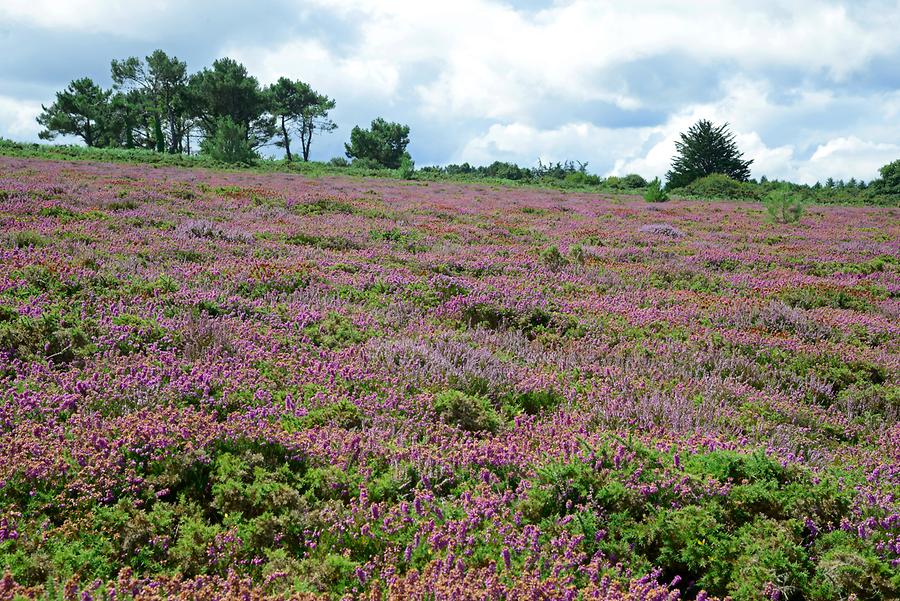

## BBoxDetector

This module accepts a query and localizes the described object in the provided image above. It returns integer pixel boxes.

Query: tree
[266,77,336,162]
[666,119,753,188]
[188,58,275,150]
[111,50,189,153]
[200,117,256,164]
[344,118,410,168]
[36,78,114,147]
[873,159,900,195]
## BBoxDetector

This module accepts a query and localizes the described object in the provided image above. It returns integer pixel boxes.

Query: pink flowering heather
[0,156,898,600]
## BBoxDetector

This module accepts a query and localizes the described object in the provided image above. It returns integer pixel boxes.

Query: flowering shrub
[0,157,898,600]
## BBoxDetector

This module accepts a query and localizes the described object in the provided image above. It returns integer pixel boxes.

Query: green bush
[540,245,567,271]
[780,285,873,312]
[398,155,416,179]
[200,117,257,164]
[604,174,648,190]
[569,244,586,265]
[9,230,49,248]
[562,171,601,187]
[303,311,367,349]
[764,189,805,223]
[502,389,564,415]
[433,389,501,433]
[643,177,669,202]
[0,306,95,363]
[679,173,759,200]
[294,399,364,429]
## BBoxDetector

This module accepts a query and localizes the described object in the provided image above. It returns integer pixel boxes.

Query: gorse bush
[765,188,805,223]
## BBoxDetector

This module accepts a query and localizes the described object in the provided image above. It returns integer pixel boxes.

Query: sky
[1,0,899,183]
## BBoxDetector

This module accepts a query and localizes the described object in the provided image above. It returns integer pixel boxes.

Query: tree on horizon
[666,119,753,188]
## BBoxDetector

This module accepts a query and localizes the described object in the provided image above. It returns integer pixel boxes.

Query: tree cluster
[37,50,337,162]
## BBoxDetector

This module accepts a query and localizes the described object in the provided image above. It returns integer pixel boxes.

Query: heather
[0,156,898,600]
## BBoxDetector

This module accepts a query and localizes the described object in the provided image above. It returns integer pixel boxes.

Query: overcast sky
[1,0,899,183]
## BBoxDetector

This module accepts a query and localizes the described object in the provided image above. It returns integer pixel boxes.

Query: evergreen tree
[345,118,411,169]
[36,78,114,147]
[188,58,275,150]
[666,119,753,188]
[111,50,189,153]
[266,78,336,162]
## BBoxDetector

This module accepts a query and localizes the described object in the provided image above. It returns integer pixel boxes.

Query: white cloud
[458,121,654,168]
[0,0,170,36]
[804,137,900,182]
[224,40,400,101]
[0,95,42,140]
[289,0,900,122]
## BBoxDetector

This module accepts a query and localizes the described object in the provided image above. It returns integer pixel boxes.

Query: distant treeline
[419,160,647,189]
[417,159,899,205]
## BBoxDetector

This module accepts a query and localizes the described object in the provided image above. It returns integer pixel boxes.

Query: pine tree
[666,119,753,188]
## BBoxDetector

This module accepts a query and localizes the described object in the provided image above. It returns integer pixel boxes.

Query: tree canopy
[188,58,275,150]
[266,77,336,162]
[37,78,114,147]
[111,50,189,153]
[344,118,411,169]
[873,159,900,195]
[666,119,753,189]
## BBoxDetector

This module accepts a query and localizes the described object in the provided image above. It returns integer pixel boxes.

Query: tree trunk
[168,106,178,154]
[281,116,292,162]
[302,120,312,162]
[153,113,165,153]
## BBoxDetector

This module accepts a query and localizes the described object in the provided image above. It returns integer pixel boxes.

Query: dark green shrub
[200,117,257,164]
[569,244,586,264]
[303,311,366,349]
[643,177,669,202]
[0,307,95,363]
[398,155,415,179]
[810,531,900,600]
[727,519,812,601]
[294,399,363,429]
[503,389,564,415]
[433,389,501,433]
[540,245,567,271]
[9,230,49,248]
[286,232,359,251]
[780,285,873,312]
[562,171,601,187]
[679,173,759,200]
[764,189,805,223]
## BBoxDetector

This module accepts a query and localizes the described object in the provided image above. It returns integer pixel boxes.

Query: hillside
[1,156,898,600]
